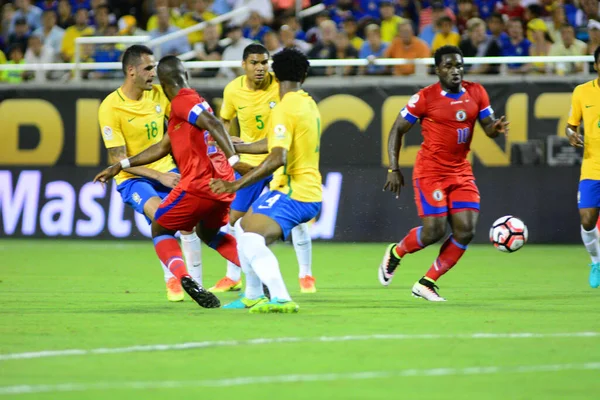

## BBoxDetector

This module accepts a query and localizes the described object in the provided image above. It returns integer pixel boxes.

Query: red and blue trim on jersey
[187,100,213,125]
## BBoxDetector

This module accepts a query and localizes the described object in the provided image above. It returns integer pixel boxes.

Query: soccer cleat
[411,278,446,302]
[208,277,242,293]
[299,276,317,293]
[181,276,221,308]
[166,277,184,302]
[378,244,401,286]
[590,263,600,288]
[223,295,269,309]
[249,298,299,314]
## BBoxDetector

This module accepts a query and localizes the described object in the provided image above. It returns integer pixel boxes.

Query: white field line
[1,362,599,395]
[1,332,598,362]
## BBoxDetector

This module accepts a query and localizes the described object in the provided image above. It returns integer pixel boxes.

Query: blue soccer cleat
[589,263,600,288]
[222,295,268,309]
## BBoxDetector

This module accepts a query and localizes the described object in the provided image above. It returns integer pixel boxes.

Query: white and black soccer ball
[489,215,528,253]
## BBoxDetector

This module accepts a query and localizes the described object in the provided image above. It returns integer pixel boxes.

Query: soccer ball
[489,216,528,253]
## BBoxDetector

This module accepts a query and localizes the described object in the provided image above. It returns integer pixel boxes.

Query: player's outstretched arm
[210,147,286,195]
[234,138,268,154]
[383,114,413,198]
[480,114,509,139]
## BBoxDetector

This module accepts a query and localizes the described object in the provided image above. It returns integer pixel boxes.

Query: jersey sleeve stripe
[400,107,418,124]
[187,103,206,125]
[478,106,493,119]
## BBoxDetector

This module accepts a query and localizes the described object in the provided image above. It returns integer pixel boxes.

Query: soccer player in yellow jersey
[567,46,600,288]
[209,44,317,294]
[211,48,322,313]
[98,45,203,302]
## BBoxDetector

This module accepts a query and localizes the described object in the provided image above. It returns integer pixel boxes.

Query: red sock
[394,227,425,258]
[425,235,467,281]
[153,235,189,280]
[208,232,240,267]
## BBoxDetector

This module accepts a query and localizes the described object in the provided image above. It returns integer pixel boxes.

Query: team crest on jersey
[456,110,467,121]
[156,104,161,114]
[102,126,113,140]
[132,193,142,204]
[432,190,444,202]
[408,94,419,108]
[274,124,286,139]
[269,101,276,109]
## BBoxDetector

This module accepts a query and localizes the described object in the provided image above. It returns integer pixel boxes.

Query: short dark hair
[595,45,600,64]
[272,48,309,82]
[434,45,463,66]
[122,45,153,74]
[437,16,453,26]
[243,43,269,60]
[527,4,543,18]
[488,12,504,23]
[96,4,111,14]
[560,24,576,33]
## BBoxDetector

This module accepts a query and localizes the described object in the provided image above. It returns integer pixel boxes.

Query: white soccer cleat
[378,244,401,286]
[411,278,446,302]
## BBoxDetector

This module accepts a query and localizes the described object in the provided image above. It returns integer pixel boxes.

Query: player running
[94,55,246,308]
[379,45,509,301]
[210,48,322,313]
[566,46,600,288]
[209,44,316,295]
[98,45,203,302]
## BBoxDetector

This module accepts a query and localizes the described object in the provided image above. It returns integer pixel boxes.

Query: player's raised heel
[378,244,401,287]
[181,277,221,308]
[411,278,446,302]
[249,298,299,314]
[589,263,600,288]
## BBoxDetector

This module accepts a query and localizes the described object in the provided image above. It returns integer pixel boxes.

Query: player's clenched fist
[93,163,122,184]
[210,178,238,194]
[383,169,405,199]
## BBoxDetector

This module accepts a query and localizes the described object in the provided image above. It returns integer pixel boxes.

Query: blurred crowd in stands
[1,0,599,82]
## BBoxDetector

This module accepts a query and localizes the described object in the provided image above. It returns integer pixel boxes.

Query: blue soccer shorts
[251,190,321,240]
[231,171,273,213]
[116,168,179,224]
[578,179,600,209]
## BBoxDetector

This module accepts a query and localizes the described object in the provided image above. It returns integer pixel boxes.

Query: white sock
[225,223,242,282]
[161,261,174,283]
[581,226,600,264]
[238,232,291,301]
[292,223,312,278]
[181,232,203,286]
[235,219,263,299]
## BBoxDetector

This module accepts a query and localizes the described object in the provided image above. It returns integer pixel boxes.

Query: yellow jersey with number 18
[268,90,322,203]
[98,84,176,185]
[568,79,600,181]
[220,73,280,166]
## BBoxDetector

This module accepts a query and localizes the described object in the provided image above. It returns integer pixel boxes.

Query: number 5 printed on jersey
[457,127,470,144]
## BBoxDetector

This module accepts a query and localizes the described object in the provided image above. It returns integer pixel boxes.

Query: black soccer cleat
[181,276,221,308]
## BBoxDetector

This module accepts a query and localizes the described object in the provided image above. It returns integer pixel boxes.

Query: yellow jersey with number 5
[268,90,322,203]
[220,73,280,166]
[98,84,176,185]
[568,79,600,181]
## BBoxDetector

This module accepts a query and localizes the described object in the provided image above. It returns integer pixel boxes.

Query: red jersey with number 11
[400,81,493,179]
[168,88,234,202]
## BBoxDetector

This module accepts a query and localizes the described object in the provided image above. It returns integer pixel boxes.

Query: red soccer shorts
[155,186,230,232]
[413,175,480,218]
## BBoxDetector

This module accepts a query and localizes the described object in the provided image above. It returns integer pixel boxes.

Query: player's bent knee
[580,209,599,231]
[229,210,246,225]
[421,225,446,245]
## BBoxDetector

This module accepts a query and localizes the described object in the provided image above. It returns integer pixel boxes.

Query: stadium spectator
[456,0,479,34]
[342,16,362,51]
[329,31,359,76]
[475,0,500,21]
[91,22,121,79]
[60,7,93,61]
[8,18,30,53]
[281,13,306,41]
[358,23,388,76]
[524,3,544,23]
[192,23,224,78]
[10,0,42,35]
[263,30,281,54]
[92,4,110,35]
[527,18,553,74]
[272,0,310,16]
[149,7,191,57]
[1,44,25,83]
[243,11,271,43]
[118,15,147,36]
[379,1,403,43]
[330,0,363,27]
[385,19,430,76]
[24,34,54,82]
[547,5,567,45]
[549,24,587,75]
[305,10,331,44]
[2,3,16,43]
[36,0,58,12]
[432,16,461,53]
[32,9,64,60]
[279,24,311,54]
[502,18,531,74]
[498,0,525,20]
[419,0,455,34]
[459,17,501,74]
[575,0,600,28]
[488,12,508,49]
[420,1,455,47]
[146,0,182,32]
[396,0,419,31]
[230,0,273,26]
[360,0,380,19]
[307,19,337,76]
[181,0,219,45]
[588,19,600,57]
[56,0,74,29]
[218,24,252,78]
[210,0,233,15]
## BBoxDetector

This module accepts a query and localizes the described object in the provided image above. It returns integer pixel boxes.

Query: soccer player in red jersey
[380,45,509,301]
[94,56,250,308]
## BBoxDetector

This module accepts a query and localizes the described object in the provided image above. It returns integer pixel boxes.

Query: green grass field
[1,240,599,399]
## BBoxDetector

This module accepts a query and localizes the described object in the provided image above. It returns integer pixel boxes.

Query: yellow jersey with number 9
[268,90,322,203]
[568,79,600,181]
[98,84,176,185]
[220,73,280,166]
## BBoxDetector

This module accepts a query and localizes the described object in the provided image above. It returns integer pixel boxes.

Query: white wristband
[120,158,131,169]
[228,155,240,166]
